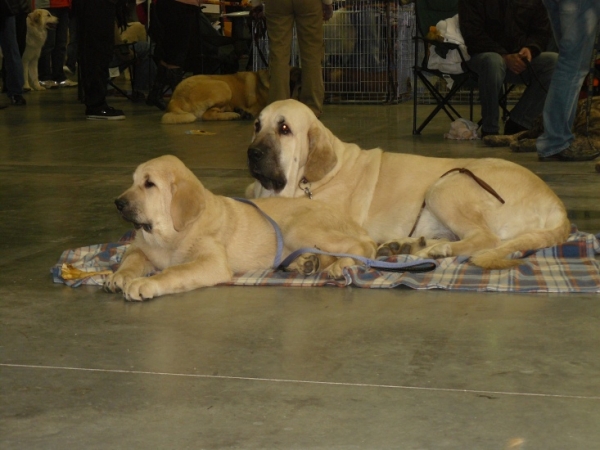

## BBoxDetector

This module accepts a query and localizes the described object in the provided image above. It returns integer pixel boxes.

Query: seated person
[459,0,557,137]
[112,22,156,99]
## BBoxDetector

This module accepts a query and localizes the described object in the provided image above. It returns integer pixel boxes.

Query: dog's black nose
[115,198,127,211]
[248,146,265,163]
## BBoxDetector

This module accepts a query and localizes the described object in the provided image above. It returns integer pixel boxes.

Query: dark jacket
[0,0,29,16]
[458,0,552,58]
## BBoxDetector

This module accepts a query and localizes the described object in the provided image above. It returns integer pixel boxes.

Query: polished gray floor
[1,88,600,449]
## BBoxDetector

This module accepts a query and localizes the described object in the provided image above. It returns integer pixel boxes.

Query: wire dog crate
[252,1,416,104]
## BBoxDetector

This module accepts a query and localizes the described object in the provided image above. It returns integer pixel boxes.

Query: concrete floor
[1,88,600,450]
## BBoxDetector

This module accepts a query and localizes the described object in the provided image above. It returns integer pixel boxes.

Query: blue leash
[233,197,284,268]
[279,247,438,273]
[233,198,439,273]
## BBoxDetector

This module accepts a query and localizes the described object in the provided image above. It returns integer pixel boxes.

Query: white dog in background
[22,9,58,91]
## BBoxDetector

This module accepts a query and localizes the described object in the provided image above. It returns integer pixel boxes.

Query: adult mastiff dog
[246,99,570,270]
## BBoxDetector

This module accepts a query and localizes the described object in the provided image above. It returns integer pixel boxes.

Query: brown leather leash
[408,168,505,237]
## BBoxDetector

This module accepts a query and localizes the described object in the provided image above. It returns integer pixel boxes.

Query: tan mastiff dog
[104,155,376,301]
[246,99,570,270]
[161,68,300,124]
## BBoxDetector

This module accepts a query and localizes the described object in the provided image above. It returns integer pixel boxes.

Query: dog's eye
[144,180,155,189]
[279,123,291,135]
[254,120,261,133]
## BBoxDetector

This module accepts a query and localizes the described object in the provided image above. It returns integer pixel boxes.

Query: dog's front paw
[288,253,320,275]
[325,257,355,279]
[418,242,453,259]
[104,271,134,293]
[377,237,427,257]
[123,277,159,301]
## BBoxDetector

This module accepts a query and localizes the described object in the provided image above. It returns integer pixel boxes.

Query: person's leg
[51,8,70,83]
[505,51,557,129]
[133,41,155,93]
[293,0,325,116]
[467,52,505,135]
[78,0,122,117]
[264,0,294,104]
[0,15,25,100]
[65,10,77,73]
[38,8,56,83]
[537,0,600,157]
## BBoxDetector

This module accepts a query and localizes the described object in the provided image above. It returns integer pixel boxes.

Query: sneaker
[59,79,78,88]
[539,137,600,162]
[86,106,125,121]
[510,138,538,153]
[39,80,59,89]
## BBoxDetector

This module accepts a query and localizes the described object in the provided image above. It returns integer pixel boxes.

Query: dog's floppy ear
[304,121,337,182]
[32,11,42,25]
[170,177,204,232]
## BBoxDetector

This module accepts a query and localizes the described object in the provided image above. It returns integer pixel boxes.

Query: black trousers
[153,0,199,68]
[75,0,115,108]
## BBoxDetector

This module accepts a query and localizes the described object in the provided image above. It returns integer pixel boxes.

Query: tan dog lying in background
[104,155,376,301]
[161,68,301,124]
[161,70,270,124]
[246,99,571,270]
[22,9,58,91]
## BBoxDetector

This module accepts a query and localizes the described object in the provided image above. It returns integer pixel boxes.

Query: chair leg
[414,73,467,134]
[146,64,184,111]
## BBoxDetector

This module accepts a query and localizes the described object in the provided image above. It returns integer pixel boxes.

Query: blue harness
[233,198,438,273]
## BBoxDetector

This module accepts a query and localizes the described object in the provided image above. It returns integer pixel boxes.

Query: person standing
[74,0,126,120]
[535,0,600,161]
[459,0,557,137]
[251,0,333,118]
[35,0,77,88]
[0,0,28,105]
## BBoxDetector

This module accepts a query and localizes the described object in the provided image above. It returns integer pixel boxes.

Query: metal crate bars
[252,1,416,104]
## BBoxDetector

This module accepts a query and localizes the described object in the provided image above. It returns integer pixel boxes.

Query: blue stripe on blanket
[50,228,600,293]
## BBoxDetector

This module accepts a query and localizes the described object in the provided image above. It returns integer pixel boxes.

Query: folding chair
[412,0,476,135]
[108,43,145,102]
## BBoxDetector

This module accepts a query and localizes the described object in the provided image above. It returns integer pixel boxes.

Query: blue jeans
[38,7,70,82]
[537,0,600,157]
[467,52,557,134]
[0,15,24,97]
[132,41,156,92]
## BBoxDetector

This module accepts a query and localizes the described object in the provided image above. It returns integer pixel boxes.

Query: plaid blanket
[51,228,600,293]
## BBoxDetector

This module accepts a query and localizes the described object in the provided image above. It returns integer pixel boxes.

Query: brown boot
[483,129,529,147]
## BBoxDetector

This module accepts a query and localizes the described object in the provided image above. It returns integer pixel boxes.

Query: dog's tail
[161,111,197,124]
[470,213,571,270]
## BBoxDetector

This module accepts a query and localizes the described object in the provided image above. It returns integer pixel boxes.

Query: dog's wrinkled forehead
[255,99,315,136]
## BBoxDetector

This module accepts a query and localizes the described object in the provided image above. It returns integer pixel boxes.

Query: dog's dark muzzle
[248,146,266,165]
[114,197,152,233]
[247,143,287,192]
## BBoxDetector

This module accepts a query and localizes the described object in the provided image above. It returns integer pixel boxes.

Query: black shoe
[86,105,125,120]
[9,95,26,106]
[504,119,528,135]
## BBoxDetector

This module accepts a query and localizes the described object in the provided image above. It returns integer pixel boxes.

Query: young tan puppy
[104,155,376,301]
